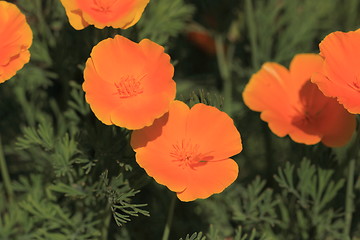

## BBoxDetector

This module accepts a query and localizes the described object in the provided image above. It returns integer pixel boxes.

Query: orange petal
[89,35,143,84]
[243,63,296,138]
[135,147,189,193]
[176,158,238,202]
[101,0,150,29]
[60,0,89,30]
[312,31,360,114]
[319,31,360,84]
[83,35,176,129]
[109,86,175,129]
[243,63,292,111]
[0,51,30,83]
[0,1,32,83]
[131,100,189,151]
[259,111,292,137]
[287,126,321,145]
[82,58,120,125]
[60,0,149,29]
[289,54,323,91]
[131,101,191,192]
[186,103,242,161]
[318,99,356,147]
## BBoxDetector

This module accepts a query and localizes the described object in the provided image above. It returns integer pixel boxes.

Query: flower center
[91,0,118,13]
[114,76,144,98]
[170,139,207,169]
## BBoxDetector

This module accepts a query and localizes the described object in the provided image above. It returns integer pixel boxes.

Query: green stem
[245,0,276,185]
[245,0,259,69]
[344,159,355,238]
[161,194,176,240]
[102,208,111,240]
[215,35,232,114]
[0,137,13,201]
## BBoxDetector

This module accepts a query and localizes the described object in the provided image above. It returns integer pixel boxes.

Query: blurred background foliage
[0,0,360,239]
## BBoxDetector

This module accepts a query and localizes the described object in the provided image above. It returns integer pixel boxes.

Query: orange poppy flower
[60,0,150,30]
[0,1,32,83]
[83,35,176,130]
[243,54,355,147]
[131,100,242,202]
[311,29,360,114]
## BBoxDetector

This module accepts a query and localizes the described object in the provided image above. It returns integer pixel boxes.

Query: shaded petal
[288,127,321,145]
[259,111,295,138]
[131,100,189,150]
[318,99,356,147]
[176,159,238,202]
[289,54,323,91]
[93,0,150,29]
[60,0,89,30]
[131,101,192,192]
[186,104,242,161]
[61,0,149,29]
[0,51,30,83]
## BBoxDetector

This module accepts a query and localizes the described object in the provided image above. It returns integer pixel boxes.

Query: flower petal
[89,35,144,84]
[312,30,360,114]
[60,0,89,30]
[0,1,32,83]
[289,54,323,91]
[131,100,189,151]
[82,58,120,125]
[60,0,149,29]
[83,35,176,129]
[243,63,296,138]
[318,99,356,147]
[131,101,191,192]
[186,103,242,161]
[135,147,189,193]
[176,158,238,202]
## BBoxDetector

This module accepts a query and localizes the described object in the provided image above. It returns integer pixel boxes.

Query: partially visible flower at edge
[131,100,242,202]
[0,1,33,83]
[243,54,356,147]
[311,29,360,114]
[83,35,176,130]
[60,0,150,30]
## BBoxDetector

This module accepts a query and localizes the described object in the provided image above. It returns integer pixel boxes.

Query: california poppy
[83,35,176,130]
[131,100,242,202]
[60,0,150,30]
[0,1,32,83]
[243,54,355,147]
[311,29,360,114]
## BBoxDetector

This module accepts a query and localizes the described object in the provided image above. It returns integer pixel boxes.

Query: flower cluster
[243,28,360,147]
[70,1,243,201]
[243,54,355,147]
[5,0,359,203]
